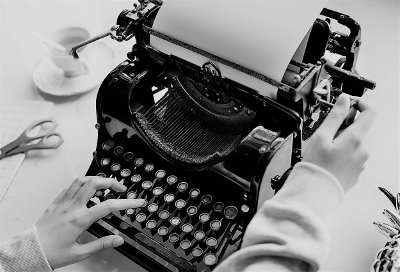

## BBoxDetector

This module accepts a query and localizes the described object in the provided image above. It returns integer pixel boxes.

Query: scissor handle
[11,132,64,154]
[21,118,58,141]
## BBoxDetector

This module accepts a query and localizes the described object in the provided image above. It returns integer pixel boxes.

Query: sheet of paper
[0,99,53,202]
[151,0,326,99]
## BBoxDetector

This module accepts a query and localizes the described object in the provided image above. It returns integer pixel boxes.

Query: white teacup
[47,26,90,78]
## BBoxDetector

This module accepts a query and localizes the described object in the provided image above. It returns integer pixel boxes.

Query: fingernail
[136,199,147,207]
[112,236,124,247]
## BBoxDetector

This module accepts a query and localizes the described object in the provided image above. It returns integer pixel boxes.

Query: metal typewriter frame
[80,1,376,271]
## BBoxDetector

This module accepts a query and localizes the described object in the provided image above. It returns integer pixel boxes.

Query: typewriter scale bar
[87,135,246,272]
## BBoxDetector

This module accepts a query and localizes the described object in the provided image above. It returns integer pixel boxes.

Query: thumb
[78,235,124,258]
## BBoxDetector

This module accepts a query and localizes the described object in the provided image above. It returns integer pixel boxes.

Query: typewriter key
[170,217,181,226]
[157,226,169,236]
[120,169,131,178]
[126,208,135,217]
[177,182,188,192]
[127,191,137,199]
[166,175,177,185]
[189,188,200,199]
[169,233,179,244]
[205,237,218,248]
[146,220,157,229]
[210,220,222,231]
[142,180,153,190]
[110,163,121,172]
[102,140,115,151]
[114,146,124,156]
[147,203,158,213]
[120,222,130,230]
[134,158,144,167]
[199,213,210,223]
[203,253,218,266]
[180,240,191,250]
[159,210,170,220]
[187,206,197,216]
[155,170,166,179]
[131,174,141,183]
[224,206,238,220]
[152,187,164,196]
[96,173,106,177]
[94,190,104,198]
[213,202,224,213]
[104,193,115,200]
[241,204,250,213]
[136,213,147,223]
[123,152,134,162]
[194,230,205,241]
[144,163,155,172]
[164,193,175,204]
[100,158,110,166]
[175,199,186,210]
[201,195,213,205]
[182,223,193,233]
[192,247,203,257]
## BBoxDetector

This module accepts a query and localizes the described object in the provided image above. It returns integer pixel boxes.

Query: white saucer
[33,42,115,97]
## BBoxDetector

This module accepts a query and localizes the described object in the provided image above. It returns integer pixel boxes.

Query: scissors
[0,118,64,160]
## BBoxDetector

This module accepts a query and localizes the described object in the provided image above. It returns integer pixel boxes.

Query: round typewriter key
[180,240,191,250]
[114,146,124,156]
[100,158,110,166]
[187,206,197,216]
[192,247,203,257]
[94,190,104,198]
[169,233,179,244]
[199,213,210,223]
[126,208,135,217]
[155,169,166,179]
[205,237,218,248]
[241,204,250,213]
[194,230,205,241]
[210,220,222,231]
[201,195,213,205]
[120,169,131,178]
[123,152,134,162]
[127,191,137,199]
[213,202,224,213]
[131,174,141,183]
[159,210,170,220]
[104,193,115,200]
[110,163,121,172]
[170,217,181,226]
[120,222,130,230]
[134,158,144,167]
[203,253,218,266]
[224,206,238,220]
[182,223,193,233]
[146,220,157,229]
[144,163,155,172]
[141,180,153,190]
[147,203,159,213]
[135,213,147,223]
[166,175,177,185]
[177,182,188,192]
[175,199,186,210]
[96,172,106,177]
[164,193,175,204]
[152,187,164,196]
[157,226,169,236]
[189,188,200,199]
[102,140,115,151]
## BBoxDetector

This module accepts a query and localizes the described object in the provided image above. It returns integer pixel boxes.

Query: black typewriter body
[81,1,376,271]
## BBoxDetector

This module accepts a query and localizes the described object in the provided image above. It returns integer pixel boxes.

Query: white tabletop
[0,1,398,272]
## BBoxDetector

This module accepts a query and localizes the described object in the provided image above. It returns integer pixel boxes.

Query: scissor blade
[0,141,20,159]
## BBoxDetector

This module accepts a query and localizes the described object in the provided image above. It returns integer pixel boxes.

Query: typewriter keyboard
[87,137,248,272]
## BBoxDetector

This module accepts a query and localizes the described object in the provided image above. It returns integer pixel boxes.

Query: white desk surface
[0,1,398,271]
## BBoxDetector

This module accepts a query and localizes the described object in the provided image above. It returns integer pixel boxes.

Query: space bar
[100,215,196,272]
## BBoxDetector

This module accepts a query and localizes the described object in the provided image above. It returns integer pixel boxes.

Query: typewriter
[72,1,376,271]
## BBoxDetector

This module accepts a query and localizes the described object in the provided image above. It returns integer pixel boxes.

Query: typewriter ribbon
[75,1,376,271]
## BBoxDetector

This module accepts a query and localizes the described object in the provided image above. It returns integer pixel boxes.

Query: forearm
[215,162,344,272]
[0,226,53,272]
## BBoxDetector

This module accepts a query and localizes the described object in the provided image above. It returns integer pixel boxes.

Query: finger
[74,177,127,204]
[88,198,146,221]
[77,235,124,260]
[340,99,376,138]
[65,177,87,200]
[52,188,68,205]
[318,94,350,139]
